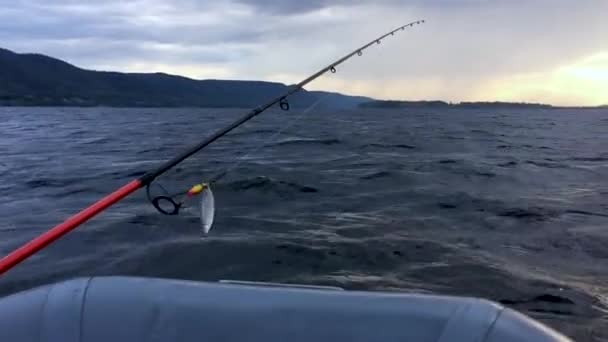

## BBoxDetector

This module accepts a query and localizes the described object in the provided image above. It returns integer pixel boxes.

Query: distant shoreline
[358,100,607,110]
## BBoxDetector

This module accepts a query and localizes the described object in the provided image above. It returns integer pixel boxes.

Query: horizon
[1,1,607,107]
[3,44,608,108]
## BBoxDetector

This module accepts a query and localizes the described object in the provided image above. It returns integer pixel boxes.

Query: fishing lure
[188,183,215,234]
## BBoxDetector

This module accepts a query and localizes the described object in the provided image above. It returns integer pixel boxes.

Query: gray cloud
[0,1,264,44]
[234,0,328,14]
[233,0,503,14]
[0,0,606,104]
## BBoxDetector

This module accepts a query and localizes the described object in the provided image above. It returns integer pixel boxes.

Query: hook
[330,66,336,73]
[357,50,362,56]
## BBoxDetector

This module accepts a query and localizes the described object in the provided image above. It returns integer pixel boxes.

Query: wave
[470,129,494,135]
[500,294,576,316]
[137,146,172,155]
[498,144,553,151]
[496,207,559,221]
[497,161,517,167]
[475,171,496,178]
[226,176,318,194]
[80,137,112,145]
[360,171,393,180]
[435,193,560,222]
[569,156,608,162]
[501,294,574,305]
[272,138,341,147]
[363,143,416,149]
[443,135,466,140]
[126,171,146,177]
[225,129,278,137]
[564,210,608,218]
[54,186,95,197]
[25,177,80,189]
[525,160,567,169]
[437,203,458,209]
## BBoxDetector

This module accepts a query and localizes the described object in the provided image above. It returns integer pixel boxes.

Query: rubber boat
[0,276,571,341]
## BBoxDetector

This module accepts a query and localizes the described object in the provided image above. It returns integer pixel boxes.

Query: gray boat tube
[0,276,570,342]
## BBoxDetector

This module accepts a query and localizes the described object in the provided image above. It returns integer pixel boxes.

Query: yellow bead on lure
[187,183,207,197]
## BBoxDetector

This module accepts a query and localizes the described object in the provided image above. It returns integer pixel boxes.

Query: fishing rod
[0,20,425,276]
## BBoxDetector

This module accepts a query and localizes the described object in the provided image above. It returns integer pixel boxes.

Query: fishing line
[209,93,331,184]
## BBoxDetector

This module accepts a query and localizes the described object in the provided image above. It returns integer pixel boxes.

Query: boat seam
[38,283,53,342]
[481,305,505,342]
[78,277,94,342]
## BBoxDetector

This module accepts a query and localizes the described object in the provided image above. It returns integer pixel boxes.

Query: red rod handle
[0,179,143,276]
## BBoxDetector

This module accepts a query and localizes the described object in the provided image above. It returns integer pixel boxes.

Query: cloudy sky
[1,0,607,106]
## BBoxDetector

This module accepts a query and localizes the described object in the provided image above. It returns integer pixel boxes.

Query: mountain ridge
[0,47,370,108]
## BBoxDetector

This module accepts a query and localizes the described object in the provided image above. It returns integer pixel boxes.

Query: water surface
[1,107,607,340]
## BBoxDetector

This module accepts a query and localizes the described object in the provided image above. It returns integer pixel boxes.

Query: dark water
[1,107,607,340]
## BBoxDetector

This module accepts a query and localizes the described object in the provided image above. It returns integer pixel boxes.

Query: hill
[0,47,370,108]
